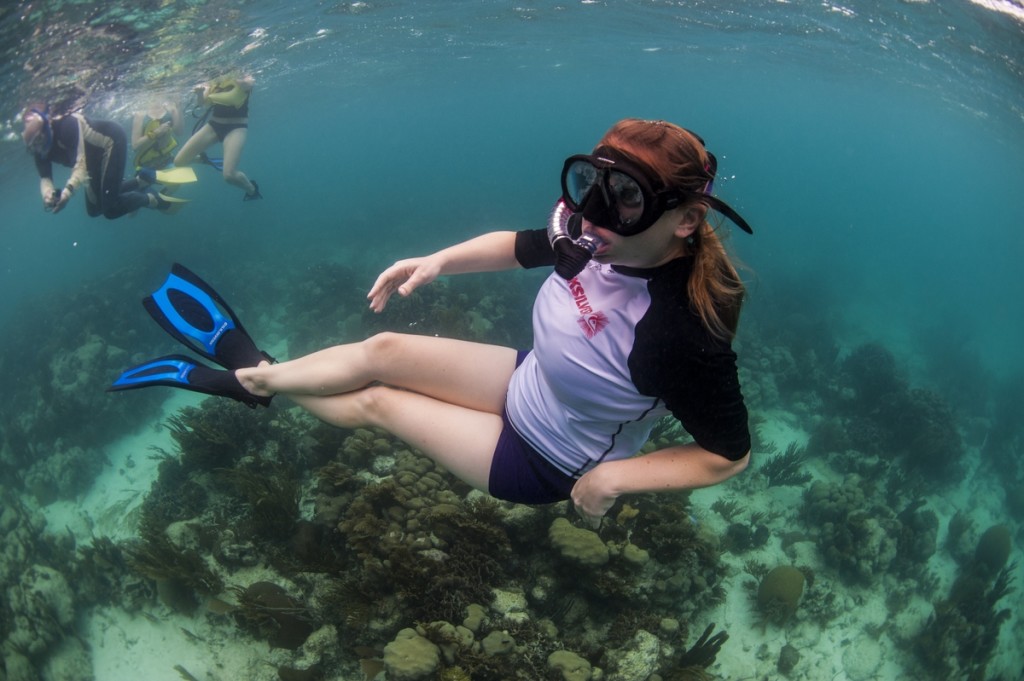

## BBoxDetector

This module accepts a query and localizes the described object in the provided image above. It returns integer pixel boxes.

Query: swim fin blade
[142,263,274,370]
[156,192,189,215]
[199,153,223,172]
[107,354,271,408]
[155,166,198,184]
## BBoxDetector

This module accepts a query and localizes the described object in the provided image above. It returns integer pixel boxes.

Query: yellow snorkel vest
[206,78,247,108]
[134,117,178,170]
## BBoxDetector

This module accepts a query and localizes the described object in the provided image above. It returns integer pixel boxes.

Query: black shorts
[208,119,247,142]
[488,351,577,505]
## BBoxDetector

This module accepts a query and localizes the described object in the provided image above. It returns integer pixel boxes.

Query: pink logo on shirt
[567,277,608,338]
[577,311,610,338]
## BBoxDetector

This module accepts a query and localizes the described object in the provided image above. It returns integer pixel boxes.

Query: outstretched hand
[367,256,442,313]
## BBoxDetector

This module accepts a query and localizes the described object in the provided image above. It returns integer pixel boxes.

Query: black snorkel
[547,199,606,280]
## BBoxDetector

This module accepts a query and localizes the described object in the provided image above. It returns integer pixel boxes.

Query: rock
[606,630,659,681]
[462,603,487,632]
[6,565,75,657]
[383,628,440,681]
[548,650,593,681]
[490,587,529,623]
[842,636,881,681]
[621,543,650,566]
[975,525,1011,572]
[777,643,800,676]
[3,649,38,681]
[481,630,515,656]
[549,518,609,566]
[39,637,93,681]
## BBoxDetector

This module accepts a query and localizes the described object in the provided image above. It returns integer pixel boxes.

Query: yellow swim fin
[155,167,198,184]
[157,193,190,215]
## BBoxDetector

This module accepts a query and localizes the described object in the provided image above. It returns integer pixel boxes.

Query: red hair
[598,119,746,340]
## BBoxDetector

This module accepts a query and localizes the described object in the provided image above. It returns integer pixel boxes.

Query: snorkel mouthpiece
[547,199,606,280]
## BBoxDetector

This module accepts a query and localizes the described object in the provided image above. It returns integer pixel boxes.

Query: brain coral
[757,565,805,624]
[975,524,1012,573]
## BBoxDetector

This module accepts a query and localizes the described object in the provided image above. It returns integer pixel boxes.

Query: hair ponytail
[687,222,745,341]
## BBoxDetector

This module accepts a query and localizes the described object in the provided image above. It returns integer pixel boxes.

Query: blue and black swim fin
[199,152,223,172]
[107,355,271,408]
[143,263,274,370]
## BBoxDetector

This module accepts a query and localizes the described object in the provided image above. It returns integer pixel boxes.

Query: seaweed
[124,523,223,615]
[759,441,812,487]
[215,464,300,542]
[913,558,1017,679]
[659,624,729,681]
[230,581,318,650]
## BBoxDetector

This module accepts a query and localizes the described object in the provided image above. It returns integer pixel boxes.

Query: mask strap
[703,195,753,235]
[27,108,53,151]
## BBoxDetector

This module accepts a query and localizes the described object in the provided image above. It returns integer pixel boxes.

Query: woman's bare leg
[173,124,217,166]
[238,332,518,415]
[292,385,503,490]
[220,127,256,194]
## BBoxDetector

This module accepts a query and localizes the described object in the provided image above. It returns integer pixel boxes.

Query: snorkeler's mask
[560,145,754,236]
[24,108,53,156]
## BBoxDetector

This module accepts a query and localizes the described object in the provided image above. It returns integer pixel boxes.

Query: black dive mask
[560,145,753,236]
[26,108,54,157]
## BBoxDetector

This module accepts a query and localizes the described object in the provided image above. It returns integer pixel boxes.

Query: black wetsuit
[34,114,149,219]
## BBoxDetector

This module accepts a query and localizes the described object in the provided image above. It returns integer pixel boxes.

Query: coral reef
[0,490,91,680]
[0,264,167,503]
[912,560,1016,679]
[800,478,898,585]
[3,260,1017,681]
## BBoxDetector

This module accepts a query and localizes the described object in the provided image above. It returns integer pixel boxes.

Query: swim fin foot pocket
[109,264,275,408]
[137,167,157,186]
[107,355,271,408]
[243,181,262,202]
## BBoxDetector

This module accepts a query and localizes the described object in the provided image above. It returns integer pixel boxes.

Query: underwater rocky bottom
[3,395,1017,681]
[2,398,742,681]
[1,262,1019,680]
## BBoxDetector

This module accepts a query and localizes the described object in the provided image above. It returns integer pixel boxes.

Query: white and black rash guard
[507,229,750,479]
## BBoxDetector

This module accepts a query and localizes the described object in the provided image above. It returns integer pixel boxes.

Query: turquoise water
[0,2,1022,680]
[1,1,1022,374]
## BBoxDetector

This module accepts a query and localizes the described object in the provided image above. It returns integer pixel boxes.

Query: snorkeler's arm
[170,103,183,135]
[367,231,520,312]
[38,177,56,207]
[571,444,751,528]
[131,114,148,150]
[50,115,90,212]
[64,115,90,193]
